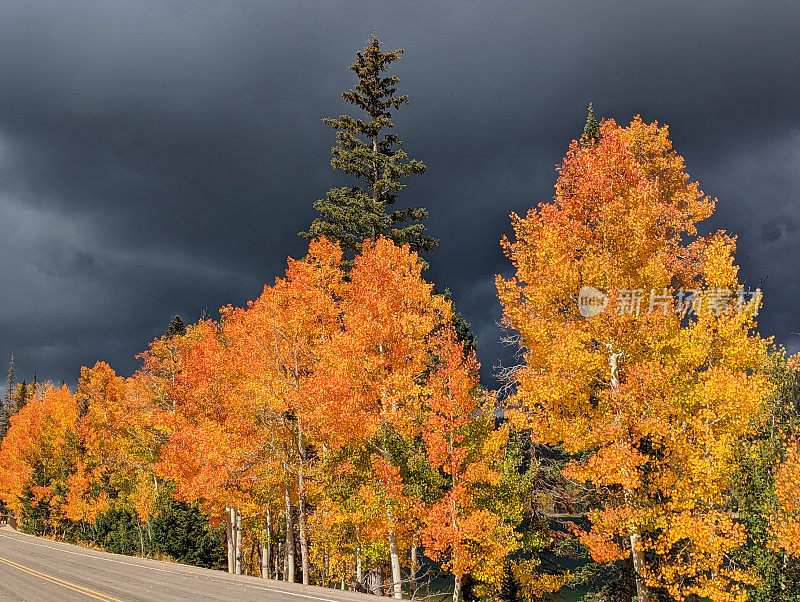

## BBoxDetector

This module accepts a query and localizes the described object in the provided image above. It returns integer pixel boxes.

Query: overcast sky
[1,0,798,386]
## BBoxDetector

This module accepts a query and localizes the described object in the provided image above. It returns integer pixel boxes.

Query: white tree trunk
[630,531,648,602]
[225,507,234,574]
[284,486,295,583]
[356,545,363,583]
[410,544,418,599]
[387,523,403,599]
[298,496,309,584]
[451,497,460,602]
[297,425,310,585]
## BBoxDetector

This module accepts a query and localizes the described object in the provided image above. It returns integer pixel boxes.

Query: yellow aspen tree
[497,117,771,601]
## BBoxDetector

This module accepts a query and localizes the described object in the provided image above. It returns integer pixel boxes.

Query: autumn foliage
[771,445,800,558]
[1,116,797,601]
[497,117,779,600]
[0,384,78,520]
[0,237,538,600]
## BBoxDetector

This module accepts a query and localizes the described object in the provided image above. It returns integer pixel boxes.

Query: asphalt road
[0,526,372,601]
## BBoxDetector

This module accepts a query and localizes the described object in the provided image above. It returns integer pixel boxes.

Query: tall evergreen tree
[1,355,14,443]
[4,354,14,407]
[579,102,600,147]
[301,34,437,258]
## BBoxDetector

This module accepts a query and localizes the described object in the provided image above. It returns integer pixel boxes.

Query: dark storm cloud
[0,0,798,385]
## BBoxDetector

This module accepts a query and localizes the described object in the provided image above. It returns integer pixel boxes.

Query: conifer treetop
[579,102,600,147]
[301,34,437,258]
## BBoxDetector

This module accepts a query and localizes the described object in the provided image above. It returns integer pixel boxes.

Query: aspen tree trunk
[608,348,649,602]
[781,551,789,592]
[630,532,648,602]
[262,511,272,579]
[225,507,235,574]
[378,345,401,598]
[261,540,270,579]
[451,493,460,602]
[387,508,403,599]
[234,508,242,575]
[284,486,296,583]
[356,545,363,583]
[297,424,310,585]
[410,544,418,599]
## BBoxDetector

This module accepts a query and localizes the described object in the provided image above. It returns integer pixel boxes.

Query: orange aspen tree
[0,384,78,528]
[221,238,343,584]
[420,326,518,601]
[152,319,256,575]
[497,117,770,601]
[312,237,451,599]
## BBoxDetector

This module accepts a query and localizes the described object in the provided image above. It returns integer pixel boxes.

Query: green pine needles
[301,34,437,258]
[579,102,600,147]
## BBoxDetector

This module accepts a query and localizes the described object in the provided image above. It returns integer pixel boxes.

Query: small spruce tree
[579,102,600,147]
[14,380,29,413]
[164,315,186,339]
